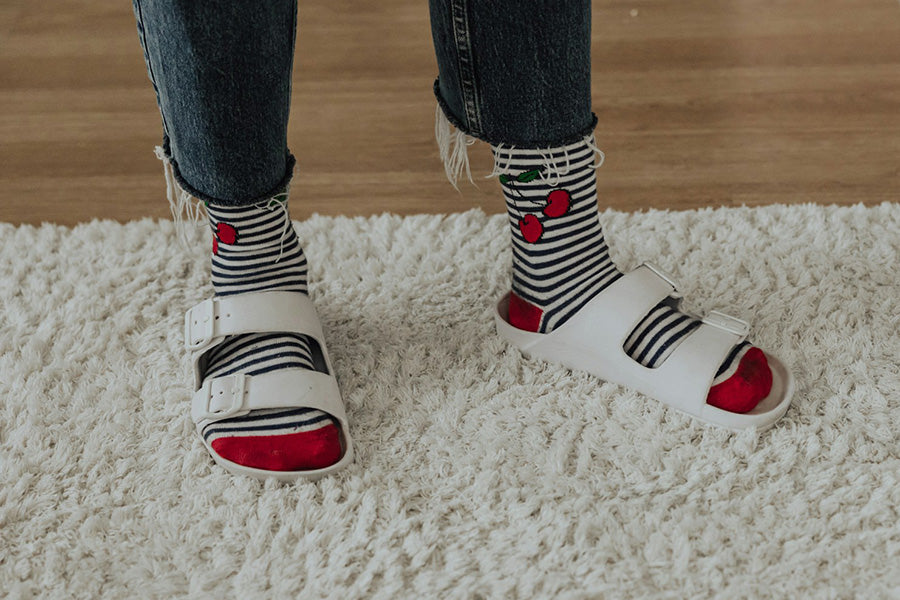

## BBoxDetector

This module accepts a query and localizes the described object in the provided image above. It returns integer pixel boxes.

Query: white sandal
[494,262,794,430]
[184,290,354,481]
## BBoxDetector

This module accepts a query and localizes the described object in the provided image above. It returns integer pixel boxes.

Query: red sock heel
[508,291,544,333]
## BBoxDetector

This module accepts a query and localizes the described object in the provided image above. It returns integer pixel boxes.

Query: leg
[132,0,296,204]
[132,0,345,473]
[428,0,773,417]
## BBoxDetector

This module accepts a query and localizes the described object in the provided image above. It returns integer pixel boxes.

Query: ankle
[206,198,309,297]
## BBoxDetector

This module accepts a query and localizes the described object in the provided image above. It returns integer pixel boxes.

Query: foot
[494,139,772,413]
[197,196,343,471]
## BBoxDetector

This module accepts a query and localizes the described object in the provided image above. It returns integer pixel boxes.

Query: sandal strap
[184,290,336,393]
[191,368,346,428]
[652,319,747,416]
[184,291,325,354]
[565,263,750,412]
[183,291,356,478]
[496,262,753,423]
[549,262,678,348]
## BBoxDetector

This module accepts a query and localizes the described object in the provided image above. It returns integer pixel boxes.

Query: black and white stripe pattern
[201,199,335,444]
[494,138,745,381]
[208,199,308,296]
[494,139,622,333]
[623,303,750,379]
[712,340,752,381]
[622,302,701,368]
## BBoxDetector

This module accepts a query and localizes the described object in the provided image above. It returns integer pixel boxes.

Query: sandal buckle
[641,261,681,296]
[702,310,750,337]
[201,374,248,420]
[184,298,217,350]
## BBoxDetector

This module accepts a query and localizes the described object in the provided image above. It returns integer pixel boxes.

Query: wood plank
[1,0,898,226]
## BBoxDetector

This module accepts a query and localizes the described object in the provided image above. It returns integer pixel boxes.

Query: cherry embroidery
[543,189,570,218]
[518,214,544,243]
[216,223,238,245]
[211,222,237,255]
[501,167,571,244]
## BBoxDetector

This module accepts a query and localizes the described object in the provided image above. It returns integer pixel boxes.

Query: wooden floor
[1,0,898,226]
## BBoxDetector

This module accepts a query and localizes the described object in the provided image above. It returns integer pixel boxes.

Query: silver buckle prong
[702,310,750,337]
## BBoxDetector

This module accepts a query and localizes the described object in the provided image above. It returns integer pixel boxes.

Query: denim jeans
[429,0,596,148]
[132,0,595,206]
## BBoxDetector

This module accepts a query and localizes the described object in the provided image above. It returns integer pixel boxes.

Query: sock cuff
[491,137,593,157]
[490,136,603,177]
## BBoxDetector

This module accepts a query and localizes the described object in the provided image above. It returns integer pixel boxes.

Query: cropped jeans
[131,0,596,206]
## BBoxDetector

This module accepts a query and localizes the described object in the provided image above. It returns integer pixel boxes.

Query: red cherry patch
[543,189,571,218]
[216,222,238,245]
[212,235,218,255]
[518,214,543,243]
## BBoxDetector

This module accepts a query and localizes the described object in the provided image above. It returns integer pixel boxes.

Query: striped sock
[494,139,772,413]
[198,196,342,471]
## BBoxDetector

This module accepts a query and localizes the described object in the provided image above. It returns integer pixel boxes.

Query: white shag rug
[2,204,899,599]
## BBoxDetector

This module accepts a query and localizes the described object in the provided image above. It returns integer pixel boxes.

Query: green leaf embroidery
[518,170,541,183]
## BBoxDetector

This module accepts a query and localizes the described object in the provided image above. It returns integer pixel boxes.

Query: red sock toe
[706,347,773,414]
[210,423,342,472]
